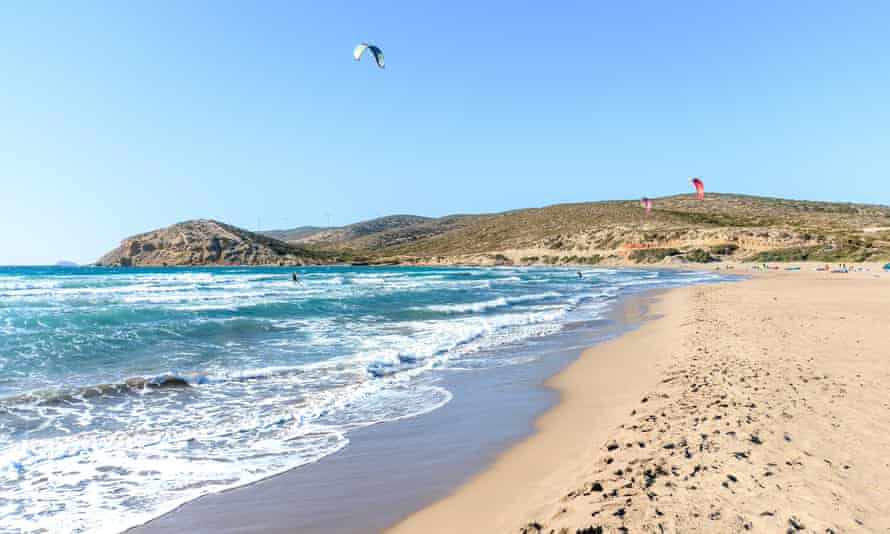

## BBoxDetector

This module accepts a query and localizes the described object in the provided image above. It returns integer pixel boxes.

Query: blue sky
[2,1,888,264]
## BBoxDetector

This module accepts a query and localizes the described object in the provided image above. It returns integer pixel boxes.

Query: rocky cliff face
[96,220,335,266]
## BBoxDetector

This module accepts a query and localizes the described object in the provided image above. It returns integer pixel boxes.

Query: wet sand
[390,265,890,533]
[129,288,659,533]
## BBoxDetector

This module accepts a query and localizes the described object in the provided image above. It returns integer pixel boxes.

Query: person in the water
[291,272,298,284]
[577,271,583,279]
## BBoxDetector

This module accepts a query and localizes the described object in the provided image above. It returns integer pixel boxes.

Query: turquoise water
[0,265,728,533]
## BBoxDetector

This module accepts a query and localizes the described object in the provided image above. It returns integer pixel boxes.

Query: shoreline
[115,263,890,533]
[387,282,695,533]
[127,274,677,534]
[390,265,890,533]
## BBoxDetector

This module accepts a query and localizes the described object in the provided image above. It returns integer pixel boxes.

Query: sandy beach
[389,264,890,533]
[9,3,890,532]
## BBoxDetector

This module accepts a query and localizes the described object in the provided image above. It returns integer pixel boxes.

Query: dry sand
[389,265,890,533]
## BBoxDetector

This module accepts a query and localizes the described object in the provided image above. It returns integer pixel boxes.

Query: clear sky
[2,1,888,264]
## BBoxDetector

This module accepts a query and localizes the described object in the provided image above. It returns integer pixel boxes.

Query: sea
[0,265,729,533]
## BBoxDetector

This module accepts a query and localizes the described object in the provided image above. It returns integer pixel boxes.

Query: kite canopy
[640,197,653,213]
[353,43,385,68]
[690,177,704,200]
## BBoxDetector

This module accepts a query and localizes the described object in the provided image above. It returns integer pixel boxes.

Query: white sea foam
[0,265,733,534]
[423,292,562,314]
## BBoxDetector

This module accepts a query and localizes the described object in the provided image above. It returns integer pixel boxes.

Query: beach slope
[390,269,890,533]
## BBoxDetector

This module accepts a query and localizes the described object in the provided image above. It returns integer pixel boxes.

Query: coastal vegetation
[685,248,714,263]
[98,194,890,266]
[748,244,887,263]
[628,248,681,263]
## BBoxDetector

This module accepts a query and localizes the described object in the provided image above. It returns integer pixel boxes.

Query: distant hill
[269,214,482,251]
[279,194,890,265]
[261,226,328,242]
[284,215,436,246]
[54,260,79,267]
[99,195,890,266]
[383,194,890,264]
[96,220,342,266]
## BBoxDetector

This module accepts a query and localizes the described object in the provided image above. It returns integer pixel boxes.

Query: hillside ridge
[97,219,341,266]
[99,195,890,266]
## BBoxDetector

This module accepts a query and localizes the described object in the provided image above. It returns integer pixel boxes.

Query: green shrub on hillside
[748,245,889,263]
[557,255,603,265]
[709,243,738,255]
[686,248,714,263]
[658,210,769,227]
[629,248,680,263]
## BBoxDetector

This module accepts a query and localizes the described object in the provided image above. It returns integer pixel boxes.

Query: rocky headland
[96,219,338,266]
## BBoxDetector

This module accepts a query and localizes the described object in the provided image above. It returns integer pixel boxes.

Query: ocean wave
[423,292,562,314]
[0,367,315,408]
[0,265,733,534]
[0,376,190,408]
